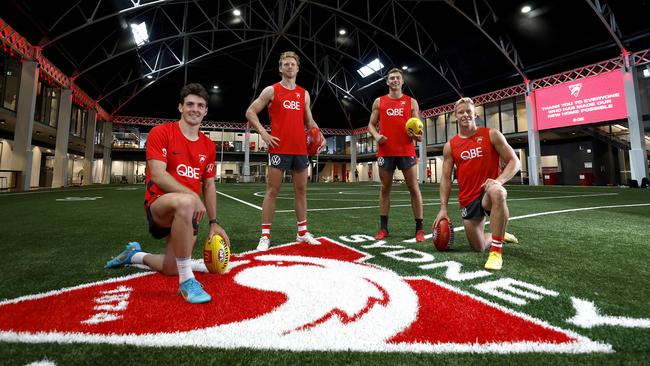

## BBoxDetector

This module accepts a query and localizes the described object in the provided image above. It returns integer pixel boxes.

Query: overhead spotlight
[343,95,349,99]
[0,119,5,125]
[36,131,41,135]
[146,75,153,79]
[643,66,650,78]
[338,29,346,36]
[213,85,219,89]
[233,9,241,16]
[401,65,408,70]
[521,5,532,14]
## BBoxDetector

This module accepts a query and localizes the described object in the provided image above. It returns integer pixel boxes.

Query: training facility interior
[1,1,650,365]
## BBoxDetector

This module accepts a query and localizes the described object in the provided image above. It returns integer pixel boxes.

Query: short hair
[179,83,208,105]
[386,68,403,79]
[279,51,300,67]
[454,97,475,112]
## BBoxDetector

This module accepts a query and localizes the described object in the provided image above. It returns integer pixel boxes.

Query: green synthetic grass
[1,182,649,365]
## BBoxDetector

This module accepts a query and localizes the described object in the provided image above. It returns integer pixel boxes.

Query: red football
[306,127,324,155]
[432,219,454,251]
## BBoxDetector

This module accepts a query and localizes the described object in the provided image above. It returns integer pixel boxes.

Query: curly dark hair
[179,83,209,104]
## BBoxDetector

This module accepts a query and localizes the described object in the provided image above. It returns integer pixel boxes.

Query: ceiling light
[233,9,241,16]
[401,65,408,70]
[146,75,153,79]
[356,58,385,78]
[212,85,219,89]
[36,131,41,135]
[0,119,5,125]
[338,29,346,36]
[521,5,532,14]
[613,124,628,130]
[643,67,650,78]
[130,22,149,46]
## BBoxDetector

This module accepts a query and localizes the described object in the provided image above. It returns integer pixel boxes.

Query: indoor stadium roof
[2,0,649,129]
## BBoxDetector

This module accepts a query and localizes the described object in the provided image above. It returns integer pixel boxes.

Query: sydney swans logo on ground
[0,238,611,353]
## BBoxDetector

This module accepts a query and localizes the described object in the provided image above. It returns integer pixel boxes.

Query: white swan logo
[219,254,418,346]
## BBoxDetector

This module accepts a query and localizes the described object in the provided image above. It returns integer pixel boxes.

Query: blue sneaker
[104,242,141,269]
[178,278,212,304]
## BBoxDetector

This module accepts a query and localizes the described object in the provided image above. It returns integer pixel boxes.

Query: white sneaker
[296,232,320,245]
[257,236,270,251]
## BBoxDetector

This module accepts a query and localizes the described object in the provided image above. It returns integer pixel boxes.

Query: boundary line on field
[275,192,618,213]
[217,191,263,210]
[402,202,650,243]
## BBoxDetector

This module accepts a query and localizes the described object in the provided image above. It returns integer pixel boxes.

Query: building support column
[52,89,72,188]
[623,56,649,184]
[12,60,39,191]
[82,110,97,186]
[243,122,251,183]
[525,82,542,186]
[350,134,357,182]
[102,120,113,184]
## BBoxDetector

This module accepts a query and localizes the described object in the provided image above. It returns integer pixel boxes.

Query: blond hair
[279,51,300,67]
[454,97,475,112]
[386,68,403,79]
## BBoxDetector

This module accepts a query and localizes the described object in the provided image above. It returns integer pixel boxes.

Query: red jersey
[268,83,307,155]
[377,94,415,157]
[144,122,216,204]
[449,127,501,207]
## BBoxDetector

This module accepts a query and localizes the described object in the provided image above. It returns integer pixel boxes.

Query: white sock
[176,257,194,283]
[131,252,146,265]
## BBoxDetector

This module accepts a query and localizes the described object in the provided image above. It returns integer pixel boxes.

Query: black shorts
[460,192,491,220]
[377,156,416,171]
[268,154,309,171]
[144,201,198,239]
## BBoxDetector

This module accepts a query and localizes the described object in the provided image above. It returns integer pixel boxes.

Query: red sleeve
[146,125,169,163]
[203,137,217,179]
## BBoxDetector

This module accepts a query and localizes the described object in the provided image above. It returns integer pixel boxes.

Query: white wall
[30,146,41,188]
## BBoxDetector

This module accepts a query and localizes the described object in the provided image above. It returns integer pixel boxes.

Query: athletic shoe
[104,242,141,269]
[374,228,389,240]
[504,232,519,244]
[257,237,270,251]
[415,230,426,242]
[178,278,211,304]
[484,251,503,271]
[297,232,320,245]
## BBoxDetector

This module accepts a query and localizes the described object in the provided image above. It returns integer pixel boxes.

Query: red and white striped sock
[297,220,308,236]
[490,235,503,254]
[261,223,271,239]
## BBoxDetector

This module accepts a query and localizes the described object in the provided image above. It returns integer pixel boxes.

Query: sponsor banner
[535,70,627,130]
[0,238,609,353]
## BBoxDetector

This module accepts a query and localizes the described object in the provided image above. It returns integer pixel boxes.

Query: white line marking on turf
[276,192,619,213]
[217,191,262,211]
[567,297,650,329]
[402,202,650,243]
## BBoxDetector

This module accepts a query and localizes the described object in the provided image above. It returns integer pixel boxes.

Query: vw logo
[271,155,281,166]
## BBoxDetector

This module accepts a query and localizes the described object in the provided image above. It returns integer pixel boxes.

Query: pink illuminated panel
[534,70,627,130]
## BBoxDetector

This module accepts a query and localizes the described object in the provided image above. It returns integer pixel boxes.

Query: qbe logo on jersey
[0,239,609,353]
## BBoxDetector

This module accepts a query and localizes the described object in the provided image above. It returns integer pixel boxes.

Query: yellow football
[203,235,230,274]
[405,117,423,134]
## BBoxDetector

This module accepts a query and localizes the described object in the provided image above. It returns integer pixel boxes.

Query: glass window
[485,102,500,130]
[446,113,457,141]
[425,117,435,145]
[3,58,19,111]
[516,96,528,132]
[48,88,60,128]
[501,99,515,134]
[435,114,446,143]
[475,105,485,128]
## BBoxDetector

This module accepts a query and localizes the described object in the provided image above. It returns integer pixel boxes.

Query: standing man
[245,51,326,251]
[434,97,520,270]
[368,68,425,242]
[105,83,230,304]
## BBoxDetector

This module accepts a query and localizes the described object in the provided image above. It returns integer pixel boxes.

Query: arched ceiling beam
[584,0,626,53]
[302,0,463,97]
[444,0,527,81]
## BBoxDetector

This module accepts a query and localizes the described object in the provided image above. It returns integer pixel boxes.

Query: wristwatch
[209,218,220,225]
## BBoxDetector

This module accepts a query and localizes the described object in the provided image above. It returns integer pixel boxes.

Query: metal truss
[585,0,625,53]
[633,49,650,67]
[530,55,624,90]
[444,0,526,80]
[112,115,354,136]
